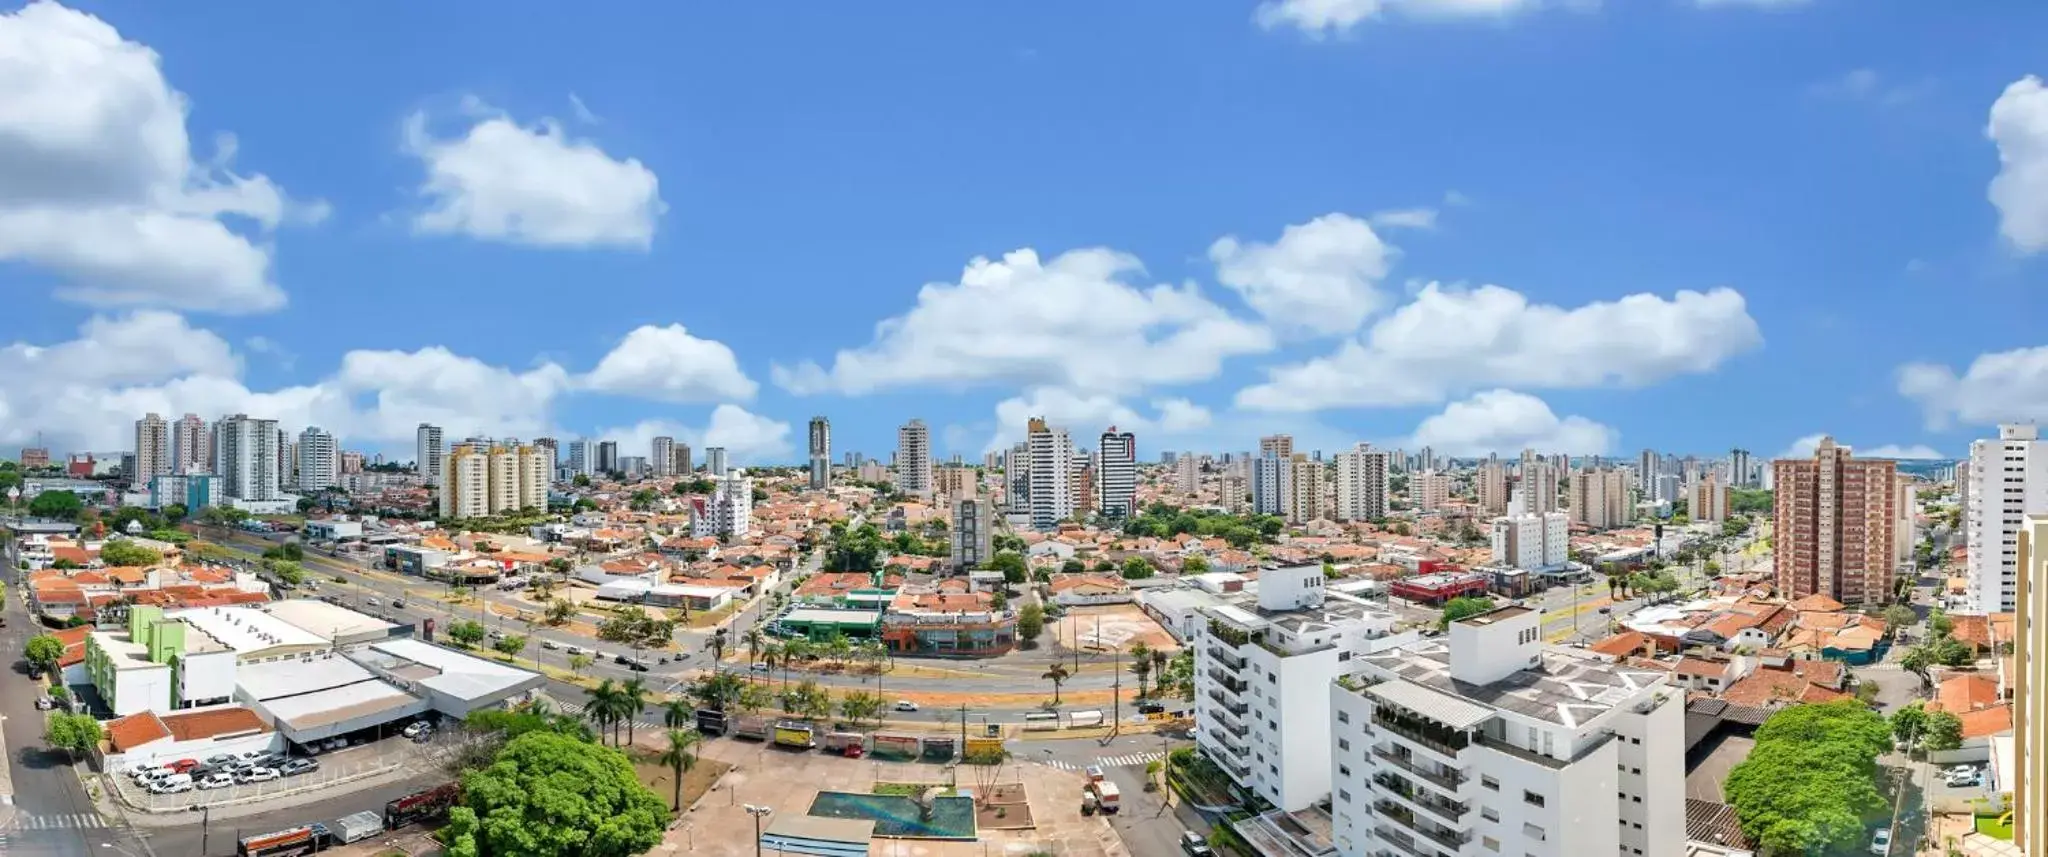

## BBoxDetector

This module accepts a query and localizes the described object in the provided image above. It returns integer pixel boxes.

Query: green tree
[662,699,694,729]
[265,559,305,585]
[1015,603,1045,648]
[544,598,575,626]
[161,503,188,523]
[1060,558,1086,573]
[1890,702,1927,748]
[568,653,594,678]
[619,678,651,746]
[441,731,667,857]
[571,473,593,488]
[654,729,702,812]
[1120,556,1155,580]
[825,521,886,573]
[1129,641,1154,698]
[838,690,884,727]
[989,550,1028,585]
[448,620,487,649]
[1922,710,1965,752]
[1724,701,1890,856]
[1438,596,1494,629]
[1181,555,1210,574]
[1042,663,1071,705]
[98,539,162,567]
[44,712,103,760]
[24,634,65,673]
[27,491,82,520]
[1881,604,1917,638]
[493,635,528,662]
[1928,608,1954,638]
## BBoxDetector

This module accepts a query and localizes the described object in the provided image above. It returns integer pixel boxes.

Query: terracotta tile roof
[1785,593,1845,612]
[1951,614,1992,650]
[1933,674,2001,714]
[1719,664,1850,707]
[1048,574,1129,594]
[1958,704,2013,739]
[1587,631,1652,659]
[1677,657,1729,678]
[106,711,171,751]
[161,707,271,741]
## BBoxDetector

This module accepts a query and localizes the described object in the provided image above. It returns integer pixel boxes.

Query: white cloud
[1777,433,1944,460]
[773,247,1273,397]
[1693,0,1807,7]
[1808,69,1932,108]
[403,100,665,249]
[1369,208,1439,230]
[1405,390,1616,456]
[1898,345,2048,429]
[1237,282,1762,411]
[1255,0,1540,35]
[0,1,322,313]
[1210,213,1397,336]
[595,405,793,466]
[580,323,757,402]
[982,388,1216,453]
[1987,76,2048,254]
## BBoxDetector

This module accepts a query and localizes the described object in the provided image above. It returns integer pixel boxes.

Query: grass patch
[1977,814,2015,840]
[627,751,733,813]
[873,781,957,797]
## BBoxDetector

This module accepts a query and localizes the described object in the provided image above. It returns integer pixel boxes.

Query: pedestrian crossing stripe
[9,813,112,830]
[1036,751,1163,772]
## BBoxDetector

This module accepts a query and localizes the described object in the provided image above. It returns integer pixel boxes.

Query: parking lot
[112,727,449,813]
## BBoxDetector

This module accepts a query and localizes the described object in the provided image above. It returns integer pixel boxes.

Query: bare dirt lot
[1050,604,1180,653]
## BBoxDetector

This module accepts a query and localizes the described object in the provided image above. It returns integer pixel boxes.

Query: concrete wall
[108,729,279,770]
[177,649,238,707]
[111,664,173,717]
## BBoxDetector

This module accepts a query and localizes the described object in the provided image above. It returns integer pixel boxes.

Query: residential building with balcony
[1327,605,1684,857]
[1193,563,1407,812]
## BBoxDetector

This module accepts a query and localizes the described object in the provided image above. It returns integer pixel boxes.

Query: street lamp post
[743,804,773,857]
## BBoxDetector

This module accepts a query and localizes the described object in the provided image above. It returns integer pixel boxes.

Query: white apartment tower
[651,436,676,478]
[1177,453,1201,496]
[566,439,593,477]
[1260,434,1295,460]
[1251,453,1290,517]
[1026,418,1075,530]
[1569,467,1630,530]
[1194,565,1405,812]
[808,416,832,491]
[1490,510,1571,570]
[216,415,281,501]
[295,427,338,492]
[1414,471,1452,513]
[896,419,932,499]
[416,424,445,486]
[1334,443,1391,522]
[1328,605,1684,857]
[690,470,754,538]
[704,446,728,477]
[1474,461,1509,516]
[171,413,210,474]
[1097,427,1137,520]
[1690,473,1728,523]
[134,413,170,482]
[1967,424,2048,613]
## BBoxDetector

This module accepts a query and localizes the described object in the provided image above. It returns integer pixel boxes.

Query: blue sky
[3,0,2046,466]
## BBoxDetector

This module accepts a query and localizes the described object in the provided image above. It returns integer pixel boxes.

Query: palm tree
[656,729,702,812]
[824,632,852,670]
[663,699,694,729]
[744,628,765,666]
[585,680,621,745]
[1129,641,1154,699]
[621,677,651,746]
[1042,663,1071,705]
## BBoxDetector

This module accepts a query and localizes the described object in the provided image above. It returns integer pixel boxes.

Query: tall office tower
[416,424,445,486]
[134,413,169,482]
[1286,456,1325,524]
[1966,425,2048,612]
[1259,434,1294,461]
[1414,470,1451,512]
[1729,448,1754,488]
[1689,473,1728,523]
[1176,453,1201,496]
[295,427,338,492]
[216,415,281,501]
[808,416,832,490]
[1568,467,1630,530]
[705,447,729,476]
[596,440,619,474]
[650,436,675,478]
[689,470,754,538]
[1329,606,1685,857]
[1096,427,1137,520]
[170,413,209,474]
[674,443,692,476]
[1474,460,1509,516]
[952,491,994,572]
[2013,514,2048,857]
[1772,436,1901,605]
[1026,418,1075,530]
[566,439,593,477]
[1521,460,1561,515]
[896,419,933,499]
[1007,441,1031,512]
[1333,443,1390,522]
[1637,447,1659,492]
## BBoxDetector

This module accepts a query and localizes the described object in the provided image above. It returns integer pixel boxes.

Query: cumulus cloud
[1898,345,2048,429]
[580,323,757,402]
[1255,0,1540,35]
[0,1,323,313]
[773,247,1273,397]
[1209,213,1397,336]
[982,388,1216,453]
[1236,283,1762,411]
[1405,390,1616,456]
[593,405,793,466]
[403,99,665,249]
[1987,76,2048,254]
[1777,433,1944,460]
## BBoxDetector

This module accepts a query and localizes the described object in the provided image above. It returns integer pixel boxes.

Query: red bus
[384,783,459,830]
[236,824,332,857]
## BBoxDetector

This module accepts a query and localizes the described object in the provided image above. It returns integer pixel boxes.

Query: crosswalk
[551,700,666,734]
[1038,751,1163,772]
[4,812,115,830]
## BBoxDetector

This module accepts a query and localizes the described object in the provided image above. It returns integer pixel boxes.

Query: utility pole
[958,702,968,751]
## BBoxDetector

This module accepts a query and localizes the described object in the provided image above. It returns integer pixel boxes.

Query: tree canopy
[1119,503,1279,548]
[1120,556,1155,580]
[45,712,103,760]
[1015,603,1045,647]
[988,550,1028,584]
[27,490,83,519]
[25,634,66,670]
[442,731,668,857]
[1724,700,1890,856]
[1437,596,1494,629]
[825,521,885,573]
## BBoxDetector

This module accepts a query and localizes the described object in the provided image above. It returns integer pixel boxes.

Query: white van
[149,773,193,793]
[565,645,583,655]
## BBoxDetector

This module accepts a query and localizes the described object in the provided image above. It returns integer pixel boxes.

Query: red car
[168,759,200,774]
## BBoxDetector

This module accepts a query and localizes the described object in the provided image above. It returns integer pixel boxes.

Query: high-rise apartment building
[673,443,691,476]
[1568,467,1630,530]
[441,442,552,518]
[416,424,445,486]
[1026,419,1074,530]
[566,439,593,477]
[1259,434,1294,461]
[1521,460,1560,516]
[2012,514,2048,856]
[134,413,170,483]
[1251,453,1289,517]
[1333,443,1390,522]
[1729,448,1754,488]
[951,493,994,572]
[1414,470,1451,512]
[1176,453,1200,496]
[1007,441,1031,513]
[1329,606,1684,857]
[1287,456,1325,524]
[1491,510,1571,570]
[1966,425,2048,613]
[1220,474,1247,515]
[1637,448,1659,492]
[1097,427,1137,520]
[1474,461,1509,516]
[896,419,932,499]
[808,416,831,490]
[171,413,209,474]
[651,436,675,478]
[1772,436,1902,605]
[702,446,726,477]
[690,470,753,538]
[217,415,281,502]
[596,441,619,475]
[295,427,338,492]
[1689,473,1728,523]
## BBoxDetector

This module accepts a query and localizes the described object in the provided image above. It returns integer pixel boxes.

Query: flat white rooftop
[238,653,380,701]
[174,605,328,655]
[355,638,542,702]
[262,599,401,641]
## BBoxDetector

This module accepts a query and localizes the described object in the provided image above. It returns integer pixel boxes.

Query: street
[1009,735,1206,855]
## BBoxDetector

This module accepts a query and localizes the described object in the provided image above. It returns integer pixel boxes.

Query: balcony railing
[1372,709,1471,758]
[1218,753,1252,779]
[1206,668,1248,693]
[1207,618,1254,647]
[1372,772,1469,822]
[1372,747,1465,793]
[1371,827,1441,857]
[1223,717,1250,738]
[1206,646,1246,670]
[1374,802,1472,851]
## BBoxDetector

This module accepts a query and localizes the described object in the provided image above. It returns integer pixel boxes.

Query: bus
[237,824,333,857]
[1022,712,1060,731]
[383,783,458,830]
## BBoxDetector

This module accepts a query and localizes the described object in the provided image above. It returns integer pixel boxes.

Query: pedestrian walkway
[6,812,116,830]
[1036,751,1162,772]
[550,699,665,735]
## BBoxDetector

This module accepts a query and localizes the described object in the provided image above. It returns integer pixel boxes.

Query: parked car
[1137,701,1166,715]
[624,660,649,672]
[323,737,347,751]
[1181,832,1216,857]
[236,767,281,784]
[749,662,770,672]
[391,599,406,609]
[365,596,380,607]
[540,639,559,650]
[149,777,194,795]
[893,700,919,712]
[402,722,431,739]
[33,696,54,710]
[203,753,237,766]
[167,759,200,774]
[280,758,319,776]
[196,773,235,791]
[1869,828,1893,855]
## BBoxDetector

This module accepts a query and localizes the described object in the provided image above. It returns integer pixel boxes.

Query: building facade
[808,416,832,490]
[1251,454,1289,517]
[951,494,993,572]
[896,419,932,499]
[1568,467,1629,530]
[1689,474,1728,524]
[171,413,210,474]
[1521,461,1560,516]
[1772,436,1901,605]
[689,470,753,538]
[1414,471,1451,513]
[651,436,675,478]
[1474,461,1509,517]
[2014,514,2048,857]
[415,423,444,486]
[1097,427,1137,520]
[1288,456,1327,524]
[1334,443,1392,522]
[1966,424,2048,613]
[1027,419,1074,530]
[134,413,170,484]
[439,443,550,519]
[296,427,338,493]
[705,446,729,477]
[216,415,282,502]
[1490,511,1570,571]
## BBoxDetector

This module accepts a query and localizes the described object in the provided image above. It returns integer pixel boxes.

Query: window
[1523,823,1546,841]
[1337,711,1350,724]
[1338,789,1351,802]
[1481,775,1499,791]
[1338,765,1351,777]
[1524,790,1545,808]
[1481,836,1499,852]
[1337,738,1349,751]
[1482,807,1499,822]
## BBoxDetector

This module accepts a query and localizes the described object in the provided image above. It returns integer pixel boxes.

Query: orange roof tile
[1958,704,2013,739]
[160,707,271,742]
[1588,631,1652,659]
[106,711,171,751]
[1934,674,2002,714]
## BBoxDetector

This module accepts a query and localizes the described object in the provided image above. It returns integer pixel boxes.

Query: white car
[540,639,560,650]
[1869,828,1892,855]
[236,767,280,783]
[196,773,235,790]
[893,700,919,712]
[402,722,431,738]
[149,775,193,794]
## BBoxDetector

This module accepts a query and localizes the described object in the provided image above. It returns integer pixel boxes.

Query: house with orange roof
[1047,573,1132,606]
[1718,659,1851,707]
[879,584,1015,657]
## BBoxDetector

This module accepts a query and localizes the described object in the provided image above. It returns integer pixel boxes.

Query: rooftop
[174,605,329,655]
[261,599,402,641]
[1357,638,1670,728]
[1205,589,1394,637]
[353,638,543,702]
[88,631,162,670]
